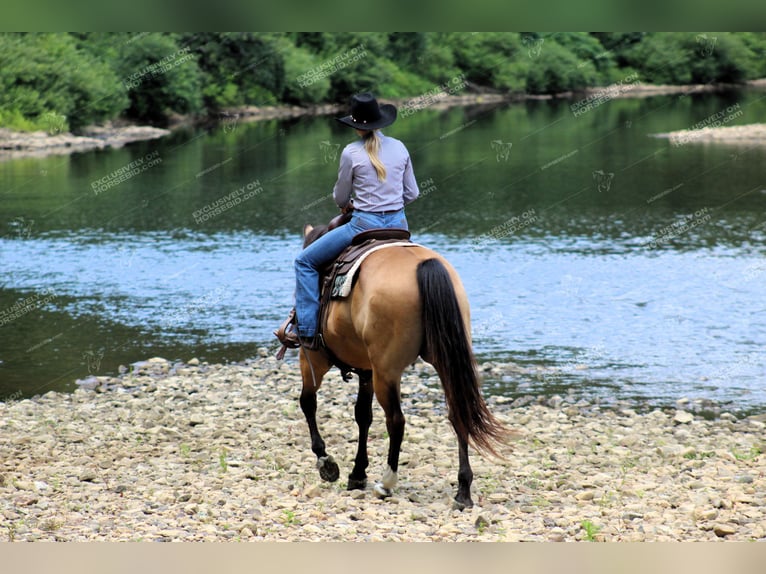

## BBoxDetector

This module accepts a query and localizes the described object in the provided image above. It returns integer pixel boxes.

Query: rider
[286,92,420,350]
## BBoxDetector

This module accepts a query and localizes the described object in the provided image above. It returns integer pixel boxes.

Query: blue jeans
[294,209,408,337]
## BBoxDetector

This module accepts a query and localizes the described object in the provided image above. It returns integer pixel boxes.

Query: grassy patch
[684,451,715,460]
[282,510,298,525]
[39,518,63,532]
[732,446,761,461]
[580,519,602,541]
[218,448,229,473]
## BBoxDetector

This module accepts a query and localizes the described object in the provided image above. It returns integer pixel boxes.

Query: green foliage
[282,510,298,525]
[623,32,759,85]
[387,33,427,70]
[1,32,764,132]
[0,108,68,133]
[580,519,602,541]
[0,33,126,131]
[180,32,283,109]
[739,33,766,78]
[115,33,203,123]
[374,59,434,99]
[525,40,599,94]
[412,35,463,85]
[554,32,620,82]
[449,32,525,89]
[590,33,646,67]
[218,448,228,473]
[278,38,331,104]
[732,446,761,461]
[684,450,715,460]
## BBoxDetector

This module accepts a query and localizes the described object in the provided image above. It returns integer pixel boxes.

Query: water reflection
[2,88,765,411]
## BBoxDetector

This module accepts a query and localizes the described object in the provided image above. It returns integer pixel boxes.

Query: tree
[525,40,599,94]
[622,33,757,85]
[180,33,285,109]
[0,33,127,131]
[114,33,203,123]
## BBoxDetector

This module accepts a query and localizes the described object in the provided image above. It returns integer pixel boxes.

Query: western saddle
[274,218,412,379]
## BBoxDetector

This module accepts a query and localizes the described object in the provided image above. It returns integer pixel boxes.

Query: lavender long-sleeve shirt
[332,133,419,212]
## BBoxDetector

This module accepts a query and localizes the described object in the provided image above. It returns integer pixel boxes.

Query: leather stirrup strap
[274,308,299,359]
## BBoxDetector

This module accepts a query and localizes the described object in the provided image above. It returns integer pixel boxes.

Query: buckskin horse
[294,221,509,509]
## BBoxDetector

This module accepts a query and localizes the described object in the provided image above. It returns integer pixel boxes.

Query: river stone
[713,523,737,537]
[488,492,509,504]
[14,480,36,491]
[474,514,490,529]
[673,411,694,424]
[694,507,718,521]
[303,484,322,498]
[548,528,566,542]
[3,356,765,542]
[78,471,97,482]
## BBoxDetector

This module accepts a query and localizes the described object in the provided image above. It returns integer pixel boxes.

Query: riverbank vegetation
[1,32,765,132]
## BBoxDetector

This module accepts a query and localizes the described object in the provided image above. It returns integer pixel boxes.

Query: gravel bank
[0,124,170,160]
[655,123,766,145]
[1,354,764,542]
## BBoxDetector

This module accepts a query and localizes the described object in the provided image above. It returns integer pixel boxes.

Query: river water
[2,88,765,413]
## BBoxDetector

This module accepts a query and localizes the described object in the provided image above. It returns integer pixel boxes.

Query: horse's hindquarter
[324,245,471,371]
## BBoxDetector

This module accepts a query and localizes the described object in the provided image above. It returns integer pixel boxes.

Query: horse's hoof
[373,482,392,499]
[452,496,474,511]
[317,455,339,482]
[347,476,367,491]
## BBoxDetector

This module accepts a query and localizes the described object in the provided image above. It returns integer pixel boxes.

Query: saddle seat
[319,228,411,303]
[274,227,414,380]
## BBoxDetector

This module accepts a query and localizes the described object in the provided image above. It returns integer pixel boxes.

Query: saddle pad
[334,241,421,298]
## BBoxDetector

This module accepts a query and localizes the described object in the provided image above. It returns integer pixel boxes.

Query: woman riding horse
[277,93,508,507]
[285,92,420,350]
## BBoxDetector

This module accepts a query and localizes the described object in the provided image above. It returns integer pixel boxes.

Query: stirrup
[274,308,299,359]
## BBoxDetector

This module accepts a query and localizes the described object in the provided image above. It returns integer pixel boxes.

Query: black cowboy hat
[336,92,397,130]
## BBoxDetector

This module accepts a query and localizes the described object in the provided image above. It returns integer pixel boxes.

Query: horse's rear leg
[371,372,405,499]
[455,437,474,509]
[347,370,373,490]
[299,351,338,482]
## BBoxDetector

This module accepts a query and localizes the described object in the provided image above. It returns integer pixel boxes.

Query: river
[2,88,765,413]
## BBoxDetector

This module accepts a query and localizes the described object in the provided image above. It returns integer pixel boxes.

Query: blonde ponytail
[363,130,386,182]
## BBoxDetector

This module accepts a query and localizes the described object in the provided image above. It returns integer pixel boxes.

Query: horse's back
[324,244,470,373]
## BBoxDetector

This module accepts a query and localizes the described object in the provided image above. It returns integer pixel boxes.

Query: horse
[295,222,509,509]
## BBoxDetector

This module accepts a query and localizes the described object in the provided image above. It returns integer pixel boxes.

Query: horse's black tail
[416,258,508,457]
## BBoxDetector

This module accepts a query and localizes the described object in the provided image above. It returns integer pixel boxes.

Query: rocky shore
[5,78,765,161]
[1,354,764,542]
[0,124,171,160]
[655,123,766,145]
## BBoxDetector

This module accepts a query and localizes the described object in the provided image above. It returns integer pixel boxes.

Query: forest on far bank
[1,32,765,133]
